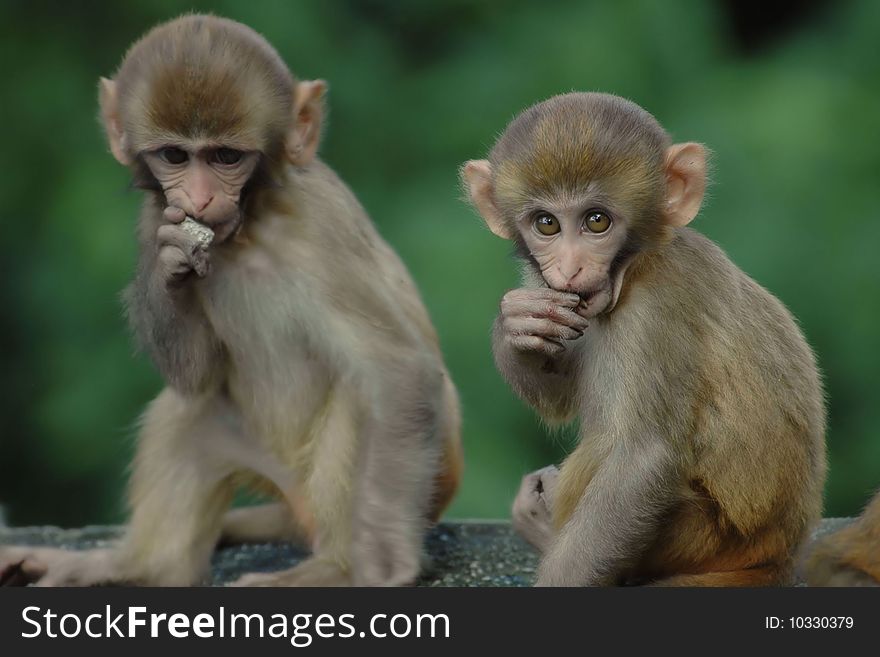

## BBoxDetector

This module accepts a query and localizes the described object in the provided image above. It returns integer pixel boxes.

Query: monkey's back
[615,228,826,555]
[286,161,442,358]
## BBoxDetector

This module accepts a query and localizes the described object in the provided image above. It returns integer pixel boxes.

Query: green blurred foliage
[0,0,878,525]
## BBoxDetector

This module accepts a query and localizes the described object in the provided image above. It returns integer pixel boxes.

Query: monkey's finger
[0,561,31,586]
[503,300,590,330]
[505,317,584,342]
[548,307,590,330]
[0,555,49,586]
[518,470,545,493]
[536,466,560,501]
[157,224,204,254]
[163,206,186,223]
[512,490,543,522]
[158,247,195,282]
[19,557,50,580]
[504,288,582,308]
[191,248,211,278]
[508,334,565,356]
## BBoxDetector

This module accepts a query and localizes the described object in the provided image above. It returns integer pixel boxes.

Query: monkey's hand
[512,465,559,554]
[156,207,211,286]
[498,289,589,357]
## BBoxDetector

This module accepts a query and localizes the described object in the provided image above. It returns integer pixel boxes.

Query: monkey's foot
[511,465,559,554]
[230,557,351,587]
[0,546,114,587]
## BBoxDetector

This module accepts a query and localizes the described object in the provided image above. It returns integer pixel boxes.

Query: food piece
[180,216,214,248]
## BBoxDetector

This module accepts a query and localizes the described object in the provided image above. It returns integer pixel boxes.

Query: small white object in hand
[180,216,215,247]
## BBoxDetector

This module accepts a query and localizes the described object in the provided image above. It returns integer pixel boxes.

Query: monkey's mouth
[205,214,244,245]
[576,287,614,318]
[577,287,604,306]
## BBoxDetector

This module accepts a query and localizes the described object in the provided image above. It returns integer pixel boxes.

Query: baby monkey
[462,93,826,586]
[0,15,462,587]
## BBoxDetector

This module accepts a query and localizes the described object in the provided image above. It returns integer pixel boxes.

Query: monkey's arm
[124,212,225,394]
[492,288,587,423]
[536,439,677,586]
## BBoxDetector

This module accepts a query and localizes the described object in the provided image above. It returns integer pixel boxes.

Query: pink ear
[461,160,513,240]
[664,142,707,227]
[98,77,131,166]
[286,80,327,166]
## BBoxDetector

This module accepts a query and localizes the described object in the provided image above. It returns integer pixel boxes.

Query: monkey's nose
[193,196,214,215]
[563,267,583,287]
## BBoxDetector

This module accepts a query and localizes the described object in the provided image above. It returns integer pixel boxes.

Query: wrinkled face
[463,97,707,321]
[143,144,260,243]
[514,187,630,318]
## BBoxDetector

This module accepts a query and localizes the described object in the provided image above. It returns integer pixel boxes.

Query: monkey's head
[98,14,326,243]
[462,92,707,317]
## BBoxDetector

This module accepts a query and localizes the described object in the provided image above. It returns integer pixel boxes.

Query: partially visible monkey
[462,92,825,586]
[804,490,880,586]
[0,14,462,586]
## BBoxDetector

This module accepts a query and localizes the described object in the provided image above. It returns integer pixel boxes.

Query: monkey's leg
[348,371,445,587]
[233,371,442,587]
[231,386,360,587]
[220,502,306,546]
[112,389,239,585]
[427,374,463,523]
[632,492,798,588]
[649,565,789,587]
[0,389,237,586]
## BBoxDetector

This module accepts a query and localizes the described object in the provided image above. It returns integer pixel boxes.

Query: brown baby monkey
[462,93,825,586]
[0,14,462,586]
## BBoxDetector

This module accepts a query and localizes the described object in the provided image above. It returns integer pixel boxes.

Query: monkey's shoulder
[640,229,779,309]
[660,228,742,281]
[621,228,809,352]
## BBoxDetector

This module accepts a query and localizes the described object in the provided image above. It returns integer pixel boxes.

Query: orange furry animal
[805,490,880,586]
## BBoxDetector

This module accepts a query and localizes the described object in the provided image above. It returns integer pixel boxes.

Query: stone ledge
[0,519,852,586]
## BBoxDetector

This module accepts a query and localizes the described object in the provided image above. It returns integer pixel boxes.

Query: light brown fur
[0,14,461,587]
[115,14,294,156]
[804,490,880,586]
[464,92,825,586]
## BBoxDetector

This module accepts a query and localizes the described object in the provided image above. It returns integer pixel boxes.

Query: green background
[1,0,878,526]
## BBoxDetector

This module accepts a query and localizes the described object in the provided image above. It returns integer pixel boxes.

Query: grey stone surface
[0,519,852,586]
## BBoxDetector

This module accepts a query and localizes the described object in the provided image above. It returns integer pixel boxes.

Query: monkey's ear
[98,77,131,166]
[287,79,327,166]
[461,160,514,240]
[663,142,707,227]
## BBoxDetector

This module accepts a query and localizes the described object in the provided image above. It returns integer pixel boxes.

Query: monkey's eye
[160,147,188,165]
[213,148,244,165]
[584,211,611,234]
[533,213,561,236]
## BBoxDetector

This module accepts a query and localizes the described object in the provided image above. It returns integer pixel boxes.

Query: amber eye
[584,211,611,234]
[160,147,188,165]
[213,148,243,165]
[534,213,561,236]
